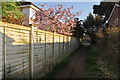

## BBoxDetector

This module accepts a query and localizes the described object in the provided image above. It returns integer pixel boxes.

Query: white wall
[20,4,40,26]
[29,7,36,24]
[21,7,30,26]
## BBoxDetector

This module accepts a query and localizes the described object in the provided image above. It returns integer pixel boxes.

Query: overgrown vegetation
[85,27,119,78]
[72,18,84,39]
[82,13,102,45]
[85,48,100,78]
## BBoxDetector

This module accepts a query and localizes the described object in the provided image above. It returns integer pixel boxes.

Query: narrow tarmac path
[52,47,88,78]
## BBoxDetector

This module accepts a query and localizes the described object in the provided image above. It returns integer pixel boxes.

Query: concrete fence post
[29,24,34,78]
[3,24,7,78]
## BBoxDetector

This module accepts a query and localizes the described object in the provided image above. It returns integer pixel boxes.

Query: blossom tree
[31,4,81,35]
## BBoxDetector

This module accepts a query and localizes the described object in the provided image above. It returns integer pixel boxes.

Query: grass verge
[85,47,118,78]
[84,48,100,78]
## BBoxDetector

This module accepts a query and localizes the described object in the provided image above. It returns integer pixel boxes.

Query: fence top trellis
[0,22,71,37]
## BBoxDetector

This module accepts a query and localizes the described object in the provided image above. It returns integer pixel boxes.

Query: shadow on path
[51,47,88,78]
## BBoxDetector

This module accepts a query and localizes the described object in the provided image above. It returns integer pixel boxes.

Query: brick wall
[108,4,120,27]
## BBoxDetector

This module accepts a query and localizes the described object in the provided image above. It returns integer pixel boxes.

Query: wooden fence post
[62,36,64,59]
[59,36,60,63]
[29,24,34,78]
[44,32,47,74]
[68,36,70,55]
[67,36,69,55]
[52,33,54,68]
[3,24,7,78]
[69,37,71,54]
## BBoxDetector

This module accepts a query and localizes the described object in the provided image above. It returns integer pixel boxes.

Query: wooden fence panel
[63,36,67,58]
[59,36,63,62]
[5,27,30,78]
[54,35,60,65]
[45,33,53,73]
[0,22,80,79]
[0,26,4,79]
[33,31,46,78]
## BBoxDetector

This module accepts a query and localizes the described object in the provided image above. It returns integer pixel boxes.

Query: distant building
[106,3,120,27]
[18,1,41,27]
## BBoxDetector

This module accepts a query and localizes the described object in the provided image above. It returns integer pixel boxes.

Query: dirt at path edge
[51,47,88,78]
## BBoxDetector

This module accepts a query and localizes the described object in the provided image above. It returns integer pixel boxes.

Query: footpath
[51,47,87,78]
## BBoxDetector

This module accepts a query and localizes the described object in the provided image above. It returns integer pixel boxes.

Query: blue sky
[18,0,101,2]
[33,2,100,20]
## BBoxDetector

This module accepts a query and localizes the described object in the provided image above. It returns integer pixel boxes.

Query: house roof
[18,1,42,11]
[18,1,32,5]
[103,2,120,27]
[106,3,120,22]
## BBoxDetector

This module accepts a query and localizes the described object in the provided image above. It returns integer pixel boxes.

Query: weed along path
[50,47,88,78]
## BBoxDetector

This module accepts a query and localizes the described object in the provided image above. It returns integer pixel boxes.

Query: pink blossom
[58,4,62,9]
[32,4,81,35]
[40,4,47,7]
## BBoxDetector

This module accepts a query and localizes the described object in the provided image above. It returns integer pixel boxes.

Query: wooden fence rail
[0,22,79,79]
